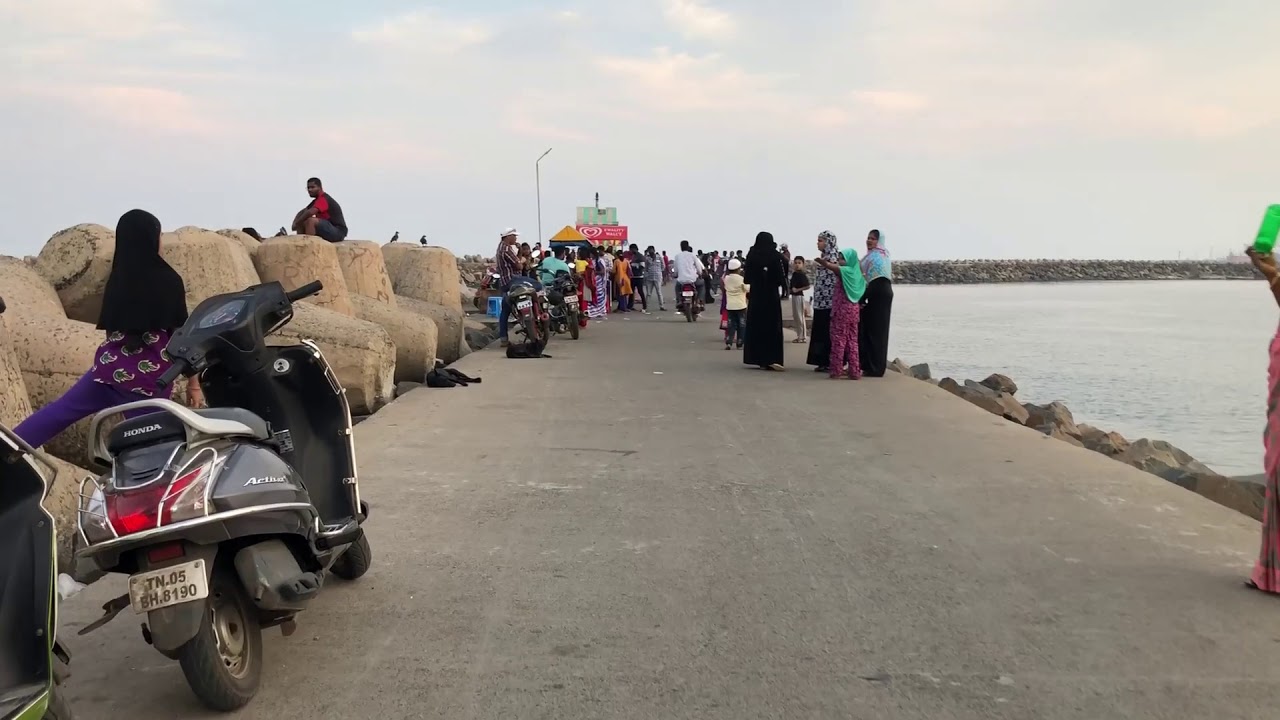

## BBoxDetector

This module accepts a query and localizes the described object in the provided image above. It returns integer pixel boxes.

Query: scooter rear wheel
[177,567,263,712]
[330,532,372,581]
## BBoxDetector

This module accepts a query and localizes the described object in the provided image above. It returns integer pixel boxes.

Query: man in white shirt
[672,240,705,287]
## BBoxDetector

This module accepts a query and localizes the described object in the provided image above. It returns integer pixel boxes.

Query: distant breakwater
[890,260,1261,285]
[458,257,1264,286]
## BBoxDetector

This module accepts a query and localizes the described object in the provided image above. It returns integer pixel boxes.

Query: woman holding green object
[815,246,866,379]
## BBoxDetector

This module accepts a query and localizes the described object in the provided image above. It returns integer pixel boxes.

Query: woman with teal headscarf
[858,228,894,376]
[815,246,866,379]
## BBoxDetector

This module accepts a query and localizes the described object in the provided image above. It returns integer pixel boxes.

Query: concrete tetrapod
[270,303,396,415]
[334,240,397,307]
[382,243,463,311]
[395,295,468,365]
[33,223,116,324]
[161,226,262,309]
[0,319,33,429]
[350,295,438,383]
[255,235,355,317]
[0,257,102,466]
[214,228,262,258]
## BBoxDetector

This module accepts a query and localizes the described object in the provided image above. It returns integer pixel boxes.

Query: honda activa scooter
[75,280,371,712]
[0,296,75,720]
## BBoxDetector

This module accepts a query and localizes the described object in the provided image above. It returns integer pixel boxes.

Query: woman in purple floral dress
[14,209,198,449]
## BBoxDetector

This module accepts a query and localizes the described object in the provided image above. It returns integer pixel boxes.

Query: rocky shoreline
[886,359,1266,521]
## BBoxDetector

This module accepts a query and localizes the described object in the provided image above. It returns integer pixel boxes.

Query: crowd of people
[487,227,895,378]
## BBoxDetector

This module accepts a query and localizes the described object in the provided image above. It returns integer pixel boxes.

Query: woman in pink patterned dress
[1247,246,1280,594]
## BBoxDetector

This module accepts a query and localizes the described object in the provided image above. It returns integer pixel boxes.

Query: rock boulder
[334,240,397,307]
[33,224,116,323]
[382,244,463,311]
[940,378,1029,424]
[255,236,354,317]
[980,373,1018,395]
[888,358,911,375]
[1117,439,1214,482]
[1023,401,1080,438]
[350,295,437,383]
[271,304,395,414]
[908,363,932,381]
[1077,424,1130,457]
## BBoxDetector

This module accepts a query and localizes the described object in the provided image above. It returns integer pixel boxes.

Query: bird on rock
[420,235,429,246]
[390,231,399,243]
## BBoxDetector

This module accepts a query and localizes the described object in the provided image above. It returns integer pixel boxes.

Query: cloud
[13,83,226,136]
[595,47,784,115]
[662,0,735,40]
[351,10,494,54]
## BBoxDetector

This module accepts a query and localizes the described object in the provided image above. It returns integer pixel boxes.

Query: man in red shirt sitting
[291,176,348,242]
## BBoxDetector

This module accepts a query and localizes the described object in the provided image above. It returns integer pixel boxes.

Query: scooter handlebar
[286,280,324,303]
[156,359,187,389]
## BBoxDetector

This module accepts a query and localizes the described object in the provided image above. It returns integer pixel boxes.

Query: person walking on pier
[742,232,786,371]
[806,231,840,372]
[789,256,810,343]
[643,246,666,312]
[14,209,202,448]
[858,229,895,377]
[1246,246,1280,595]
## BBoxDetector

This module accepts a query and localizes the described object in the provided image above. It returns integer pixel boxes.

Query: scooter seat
[194,407,271,441]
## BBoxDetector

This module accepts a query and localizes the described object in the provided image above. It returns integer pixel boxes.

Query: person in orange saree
[613,251,634,312]
[1247,246,1280,594]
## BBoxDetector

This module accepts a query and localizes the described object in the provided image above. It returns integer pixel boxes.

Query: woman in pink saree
[1247,246,1280,594]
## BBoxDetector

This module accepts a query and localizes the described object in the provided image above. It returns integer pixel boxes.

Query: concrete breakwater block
[41,453,95,577]
[162,227,261,310]
[33,224,116,324]
[214,228,261,257]
[382,244,462,311]
[255,235,355,317]
[334,240,397,307]
[271,303,395,415]
[350,294,437,383]
[395,295,467,365]
[0,320,33,428]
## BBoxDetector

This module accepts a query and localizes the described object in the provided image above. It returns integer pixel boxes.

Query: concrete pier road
[60,312,1280,719]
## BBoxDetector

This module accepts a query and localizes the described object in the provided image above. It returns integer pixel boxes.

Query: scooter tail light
[104,461,214,536]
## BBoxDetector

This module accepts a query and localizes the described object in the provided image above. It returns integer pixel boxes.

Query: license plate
[566,297,578,305]
[681,291,694,297]
[516,299,532,309]
[128,559,208,613]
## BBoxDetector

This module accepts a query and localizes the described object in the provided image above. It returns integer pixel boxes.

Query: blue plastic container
[486,295,503,317]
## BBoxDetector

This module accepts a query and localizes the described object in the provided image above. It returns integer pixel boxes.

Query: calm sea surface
[887,281,1276,476]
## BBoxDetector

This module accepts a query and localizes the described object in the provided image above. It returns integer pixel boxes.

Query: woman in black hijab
[741,231,787,371]
[14,209,196,450]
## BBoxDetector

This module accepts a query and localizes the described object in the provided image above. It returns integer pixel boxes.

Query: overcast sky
[3,0,1278,260]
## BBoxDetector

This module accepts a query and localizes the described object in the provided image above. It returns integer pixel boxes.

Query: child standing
[789,256,811,343]
[722,258,749,350]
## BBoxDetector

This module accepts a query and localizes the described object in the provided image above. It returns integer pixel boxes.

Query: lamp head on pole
[537,147,553,164]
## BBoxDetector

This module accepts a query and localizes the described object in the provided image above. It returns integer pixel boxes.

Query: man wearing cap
[496,228,523,347]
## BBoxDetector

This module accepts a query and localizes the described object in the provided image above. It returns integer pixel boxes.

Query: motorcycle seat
[193,407,271,441]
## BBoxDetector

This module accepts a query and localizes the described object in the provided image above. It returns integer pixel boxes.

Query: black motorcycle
[74,280,371,712]
[545,271,581,341]
[505,278,550,355]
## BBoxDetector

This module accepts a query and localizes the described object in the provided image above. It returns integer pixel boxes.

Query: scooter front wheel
[177,567,263,712]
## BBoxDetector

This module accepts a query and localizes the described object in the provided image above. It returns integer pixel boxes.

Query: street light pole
[536,147,553,246]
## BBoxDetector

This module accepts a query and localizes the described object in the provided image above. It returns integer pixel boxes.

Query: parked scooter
[74,280,371,712]
[0,295,75,719]
[545,270,581,340]
[676,282,703,323]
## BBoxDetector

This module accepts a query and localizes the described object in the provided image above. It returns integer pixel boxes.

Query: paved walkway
[60,312,1280,719]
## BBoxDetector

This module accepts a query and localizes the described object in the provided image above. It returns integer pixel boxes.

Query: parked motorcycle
[505,278,550,354]
[545,270,581,340]
[74,280,371,712]
[676,282,703,323]
[0,296,75,720]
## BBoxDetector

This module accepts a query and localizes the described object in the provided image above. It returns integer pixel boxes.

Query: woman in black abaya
[858,229,895,376]
[742,231,786,371]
